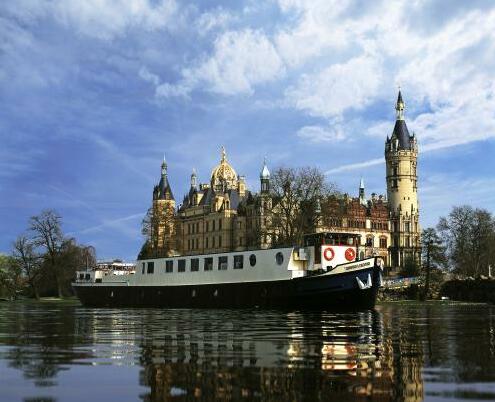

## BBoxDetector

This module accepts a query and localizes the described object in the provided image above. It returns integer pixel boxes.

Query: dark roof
[392,119,411,149]
[155,175,174,200]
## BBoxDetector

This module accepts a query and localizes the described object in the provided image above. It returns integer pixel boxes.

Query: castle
[141,91,420,269]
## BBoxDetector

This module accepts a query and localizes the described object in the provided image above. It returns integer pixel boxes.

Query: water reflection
[0,302,494,401]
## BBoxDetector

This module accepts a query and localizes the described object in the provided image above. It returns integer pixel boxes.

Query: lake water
[0,301,494,402]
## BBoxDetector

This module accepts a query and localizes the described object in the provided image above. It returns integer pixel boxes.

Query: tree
[421,228,446,300]
[0,254,22,299]
[400,256,420,278]
[141,204,176,258]
[267,167,336,246]
[29,210,65,298]
[12,235,42,299]
[438,206,495,277]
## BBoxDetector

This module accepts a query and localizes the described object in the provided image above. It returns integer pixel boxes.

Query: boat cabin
[303,232,362,270]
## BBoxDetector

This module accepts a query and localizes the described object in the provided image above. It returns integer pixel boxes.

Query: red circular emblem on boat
[345,248,356,261]
[323,247,335,261]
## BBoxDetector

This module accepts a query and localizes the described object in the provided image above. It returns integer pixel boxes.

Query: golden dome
[210,147,237,190]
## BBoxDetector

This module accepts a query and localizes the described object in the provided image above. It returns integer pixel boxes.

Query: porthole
[214,289,218,297]
[192,290,196,298]
[276,252,284,265]
[249,254,256,267]
[110,291,114,298]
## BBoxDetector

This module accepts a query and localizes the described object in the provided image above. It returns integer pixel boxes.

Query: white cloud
[139,66,160,86]
[325,157,383,175]
[285,54,383,118]
[156,29,285,97]
[2,0,178,40]
[297,124,346,143]
[196,7,237,34]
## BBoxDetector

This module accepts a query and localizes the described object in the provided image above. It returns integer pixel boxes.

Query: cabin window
[276,252,284,265]
[178,259,186,272]
[95,278,102,283]
[204,257,213,271]
[165,261,173,273]
[142,262,145,274]
[218,256,228,270]
[234,255,244,269]
[249,254,256,267]
[147,262,154,274]
[85,273,91,280]
[191,258,199,272]
[79,273,84,280]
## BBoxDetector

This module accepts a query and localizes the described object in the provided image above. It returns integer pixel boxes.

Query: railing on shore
[383,277,420,289]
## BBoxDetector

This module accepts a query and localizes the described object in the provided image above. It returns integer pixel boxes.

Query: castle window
[212,237,215,247]
[405,222,410,232]
[191,258,199,272]
[219,219,222,230]
[165,261,173,273]
[187,239,191,250]
[234,255,244,269]
[218,256,228,270]
[147,262,154,274]
[142,263,145,274]
[178,259,186,272]
[213,220,216,231]
[405,237,410,247]
[196,222,199,233]
[206,237,209,248]
[379,237,387,249]
[219,236,222,247]
[204,257,213,271]
[206,221,209,232]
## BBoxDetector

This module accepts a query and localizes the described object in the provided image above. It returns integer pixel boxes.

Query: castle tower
[260,158,270,194]
[385,91,420,268]
[151,155,176,256]
[359,177,366,206]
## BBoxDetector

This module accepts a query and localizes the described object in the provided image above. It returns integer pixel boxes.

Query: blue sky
[1,0,495,261]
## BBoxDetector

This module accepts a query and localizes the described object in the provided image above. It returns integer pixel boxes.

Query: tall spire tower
[149,155,176,257]
[385,90,420,268]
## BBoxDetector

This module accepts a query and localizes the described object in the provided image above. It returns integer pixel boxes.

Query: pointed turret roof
[260,158,270,179]
[155,155,174,201]
[390,90,412,149]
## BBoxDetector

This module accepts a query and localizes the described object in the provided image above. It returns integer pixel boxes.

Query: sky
[1,0,495,261]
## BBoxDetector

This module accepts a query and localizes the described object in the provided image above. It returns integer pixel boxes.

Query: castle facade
[142,91,420,269]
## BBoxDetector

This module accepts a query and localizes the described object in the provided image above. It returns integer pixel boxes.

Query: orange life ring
[345,248,356,261]
[323,247,335,261]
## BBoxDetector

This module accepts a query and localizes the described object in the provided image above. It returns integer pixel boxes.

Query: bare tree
[438,206,495,277]
[13,235,42,299]
[267,167,336,246]
[421,228,446,300]
[141,204,176,258]
[0,254,22,300]
[29,210,65,298]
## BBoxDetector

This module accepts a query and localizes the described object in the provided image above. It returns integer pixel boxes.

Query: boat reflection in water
[4,303,495,401]
[136,310,421,402]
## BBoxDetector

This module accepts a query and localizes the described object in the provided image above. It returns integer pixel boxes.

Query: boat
[73,232,383,310]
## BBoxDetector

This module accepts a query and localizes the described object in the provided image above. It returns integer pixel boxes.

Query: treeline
[0,210,96,300]
[418,205,495,299]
